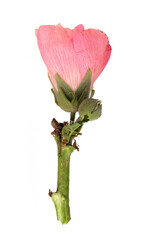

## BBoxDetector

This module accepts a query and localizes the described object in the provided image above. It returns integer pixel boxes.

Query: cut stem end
[51,192,71,224]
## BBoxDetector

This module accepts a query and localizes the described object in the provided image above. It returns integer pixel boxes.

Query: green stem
[69,112,76,145]
[70,112,76,124]
[51,136,75,224]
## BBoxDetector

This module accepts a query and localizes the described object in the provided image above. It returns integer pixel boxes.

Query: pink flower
[36,24,111,91]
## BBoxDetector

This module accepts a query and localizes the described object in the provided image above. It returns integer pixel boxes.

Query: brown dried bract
[48,189,53,197]
[73,140,79,151]
[75,132,82,137]
[51,118,68,138]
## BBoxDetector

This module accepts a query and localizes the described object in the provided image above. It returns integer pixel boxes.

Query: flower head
[36,24,111,91]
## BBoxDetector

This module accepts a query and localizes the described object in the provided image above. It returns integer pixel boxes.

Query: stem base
[52,192,70,224]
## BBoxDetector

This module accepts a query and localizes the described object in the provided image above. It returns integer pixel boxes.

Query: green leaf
[62,122,81,143]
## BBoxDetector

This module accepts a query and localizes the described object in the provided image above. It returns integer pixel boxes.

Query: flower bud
[36,24,111,91]
[78,98,102,121]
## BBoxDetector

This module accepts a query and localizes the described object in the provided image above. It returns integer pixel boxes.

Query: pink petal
[35,29,38,36]
[36,24,111,91]
[37,25,81,90]
[72,27,111,86]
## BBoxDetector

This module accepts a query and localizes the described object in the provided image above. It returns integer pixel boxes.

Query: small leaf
[62,122,81,143]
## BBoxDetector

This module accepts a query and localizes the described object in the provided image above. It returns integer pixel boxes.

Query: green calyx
[50,69,92,112]
[49,68,102,122]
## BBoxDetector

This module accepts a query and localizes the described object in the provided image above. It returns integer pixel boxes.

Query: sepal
[57,87,77,112]
[51,88,58,105]
[55,73,75,101]
[90,89,95,98]
[75,69,91,103]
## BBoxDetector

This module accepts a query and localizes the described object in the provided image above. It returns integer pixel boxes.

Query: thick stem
[51,136,75,224]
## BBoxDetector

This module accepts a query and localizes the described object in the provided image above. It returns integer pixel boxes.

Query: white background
[0,0,147,239]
